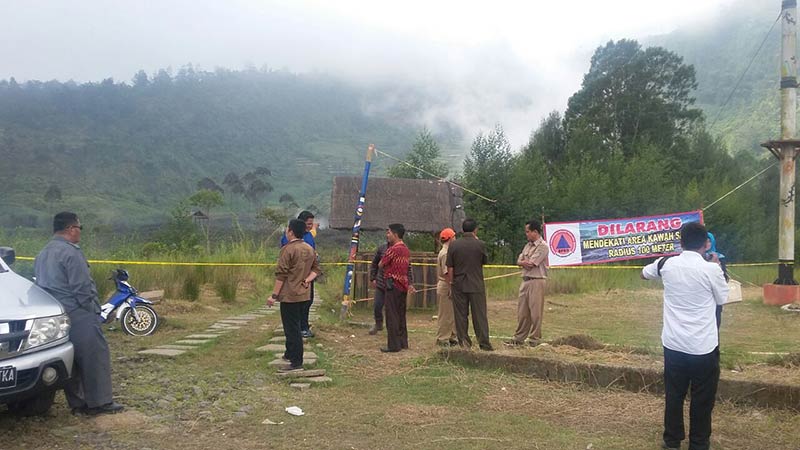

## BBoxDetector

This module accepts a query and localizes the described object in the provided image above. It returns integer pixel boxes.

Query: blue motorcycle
[99,269,159,336]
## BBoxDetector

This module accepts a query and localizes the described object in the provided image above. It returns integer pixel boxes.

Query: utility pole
[762,0,800,304]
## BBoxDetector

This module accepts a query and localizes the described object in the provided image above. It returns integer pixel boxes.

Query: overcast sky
[0,0,753,148]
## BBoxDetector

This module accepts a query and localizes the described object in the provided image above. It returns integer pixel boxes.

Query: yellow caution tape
[15,256,782,269]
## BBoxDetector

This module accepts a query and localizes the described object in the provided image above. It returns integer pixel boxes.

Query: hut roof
[330,176,465,233]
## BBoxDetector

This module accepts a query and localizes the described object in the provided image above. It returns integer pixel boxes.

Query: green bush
[181,270,202,301]
[213,267,239,303]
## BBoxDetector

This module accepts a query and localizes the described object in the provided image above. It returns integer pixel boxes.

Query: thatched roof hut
[329,176,465,233]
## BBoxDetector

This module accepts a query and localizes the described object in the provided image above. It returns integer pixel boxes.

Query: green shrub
[182,271,202,301]
[214,267,239,303]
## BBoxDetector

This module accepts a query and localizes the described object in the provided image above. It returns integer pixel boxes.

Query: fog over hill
[0,0,785,228]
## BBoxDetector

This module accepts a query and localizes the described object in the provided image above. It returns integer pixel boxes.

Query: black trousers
[300,283,314,332]
[373,287,385,323]
[663,347,720,450]
[383,288,408,351]
[65,307,114,408]
[280,300,309,368]
[451,287,491,348]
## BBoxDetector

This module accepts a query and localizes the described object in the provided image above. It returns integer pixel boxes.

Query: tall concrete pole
[778,0,798,284]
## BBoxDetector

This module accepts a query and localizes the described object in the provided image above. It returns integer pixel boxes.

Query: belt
[522,276,545,281]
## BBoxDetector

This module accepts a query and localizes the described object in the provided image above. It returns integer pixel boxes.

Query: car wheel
[8,389,56,416]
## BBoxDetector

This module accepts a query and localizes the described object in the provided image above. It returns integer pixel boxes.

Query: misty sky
[0,0,753,148]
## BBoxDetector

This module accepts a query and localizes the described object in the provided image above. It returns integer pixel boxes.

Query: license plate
[0,366,16,389]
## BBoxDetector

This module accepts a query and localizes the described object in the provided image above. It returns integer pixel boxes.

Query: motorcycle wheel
[121,305,159,336]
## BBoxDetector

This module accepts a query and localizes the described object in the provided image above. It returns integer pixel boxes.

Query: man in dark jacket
[368,242,389,335]
[34,212,124,416]
[446,218,493,351]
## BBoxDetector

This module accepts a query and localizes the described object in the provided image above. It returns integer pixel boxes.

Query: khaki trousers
[435,281,456,342]
[513,278,546,342]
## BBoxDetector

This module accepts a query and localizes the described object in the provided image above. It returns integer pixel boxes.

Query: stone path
[138,294,332,387]
[138,306,277,357]
[253,300,332,387]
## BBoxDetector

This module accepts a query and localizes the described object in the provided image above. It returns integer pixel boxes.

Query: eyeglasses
[69,225,83,230]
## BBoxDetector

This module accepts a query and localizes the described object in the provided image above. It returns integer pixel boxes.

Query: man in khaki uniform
[435,228,457,346]
[506,220,548,347]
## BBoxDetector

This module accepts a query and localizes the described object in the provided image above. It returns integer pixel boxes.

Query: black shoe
[281,355,290,362]
[85,402,124,416]
[71,406,88,417]
[301,330,315,338]
[380,347,400,353]
[504,340,524,347]
[661,441,680,450]
[527,340,541,347]
[448,340,458,346]
[368,323,383,335]
[479,344,495,351]
[278,365,304,373]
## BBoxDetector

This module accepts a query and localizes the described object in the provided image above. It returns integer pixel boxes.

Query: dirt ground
[1,286,799,450]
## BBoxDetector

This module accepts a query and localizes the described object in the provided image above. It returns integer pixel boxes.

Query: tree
[197,177,224,193]
[189,189,224,216]
[152,68,172,86]
[564,39,702,161]
[241,172,258,183]
[257,206,290,242]
[462,125,515,260]
[132,70,149,88]
[43,185,62,205]
[245,179,272,204]
[222,172,240,187]
[387,128,449,179]
[254,166,271,176]
[523,111,566,171]
[154,200,201,253]
[221,172,243,205]
[231,181,245,196]
[188,189,224,252]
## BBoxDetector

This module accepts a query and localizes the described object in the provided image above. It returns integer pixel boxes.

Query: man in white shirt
[641,222,728,450]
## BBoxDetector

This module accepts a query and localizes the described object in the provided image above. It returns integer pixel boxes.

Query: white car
[0,247,74,416]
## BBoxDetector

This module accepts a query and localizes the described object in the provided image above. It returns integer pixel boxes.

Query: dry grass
[549,334,606,350]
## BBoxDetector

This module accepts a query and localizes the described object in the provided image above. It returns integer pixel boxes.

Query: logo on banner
[549,230,577,257]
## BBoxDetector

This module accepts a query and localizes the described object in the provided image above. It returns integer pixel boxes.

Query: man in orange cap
[435,228,457,346]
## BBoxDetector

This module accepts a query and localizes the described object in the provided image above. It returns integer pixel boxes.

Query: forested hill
[0,68,435,228]
[648,3,782,152]
[1,3,788,231]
